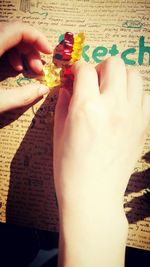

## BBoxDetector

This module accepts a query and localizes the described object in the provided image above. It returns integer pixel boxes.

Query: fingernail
[17,64,23,72]
[36,60,44,72]
[38,85,49,96]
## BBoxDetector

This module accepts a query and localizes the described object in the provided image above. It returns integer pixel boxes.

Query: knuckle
[22,96,32,106]
[82,99,95,112]
[80,62,95,74]
[105,56,125,68]
[74,99,96,118]
[21,84,39,106]
[127,68,143,88]
[75,61,95,76]
[128,68,142,79]
[22,92,38,106]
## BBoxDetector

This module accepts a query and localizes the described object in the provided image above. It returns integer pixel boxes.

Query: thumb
[0,83,49,113]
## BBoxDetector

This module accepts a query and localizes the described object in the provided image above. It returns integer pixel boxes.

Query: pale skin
[1,22,150,267]
[0,22,51,113]
[54,60,150,267]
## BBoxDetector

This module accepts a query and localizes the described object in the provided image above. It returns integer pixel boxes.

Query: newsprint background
[0,0,150,251]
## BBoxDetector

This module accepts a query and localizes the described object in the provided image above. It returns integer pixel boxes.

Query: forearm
[57,197,128,267]
[54,59,150,267]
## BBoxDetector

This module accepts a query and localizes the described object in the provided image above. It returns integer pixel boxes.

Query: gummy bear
[70,32,85,63]
[41,64,61,88]
[53,41,64,67]
[64,32,74,44]
[40,32,85,89]
[61,65,73,89]
[62,32,74,62]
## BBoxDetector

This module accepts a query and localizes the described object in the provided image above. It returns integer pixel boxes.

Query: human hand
[54,57,150,267]
[0,22,51,113]
[54,57,150,209]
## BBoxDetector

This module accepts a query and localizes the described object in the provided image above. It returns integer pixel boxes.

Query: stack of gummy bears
[40,32,85,89]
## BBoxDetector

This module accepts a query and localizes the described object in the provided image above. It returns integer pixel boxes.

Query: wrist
[59,198,128,230]
[58,201,128,267]
[57,181,126,216]
[55,167,130,212]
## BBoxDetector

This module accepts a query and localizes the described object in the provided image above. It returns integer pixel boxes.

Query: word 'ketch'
[40,32,85,89]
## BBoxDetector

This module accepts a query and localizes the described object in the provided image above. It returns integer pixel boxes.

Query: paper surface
[0,0,150,250]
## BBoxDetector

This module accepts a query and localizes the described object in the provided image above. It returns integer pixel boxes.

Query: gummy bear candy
[70,32,85,63]
[40,32,85,89]
[55,32,74,64]
[61,65,73,89]
[64,32,74,44]
[41,64,61,88]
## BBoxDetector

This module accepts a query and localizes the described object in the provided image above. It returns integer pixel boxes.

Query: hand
[54,57,150,267]
[54,57,150,207]
[0,22,51,113]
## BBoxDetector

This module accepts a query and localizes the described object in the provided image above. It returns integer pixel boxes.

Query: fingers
[142,93,150,126]
[0,22,51,56]
[71,61,100,102]
[54,88,71,140]
[0,84,49,113]
[126,68,143,106]
[7,48,23,72]
[126,69,149,126]
[26,49,44,74]
[96,57,127,100]
[8,44,44,74]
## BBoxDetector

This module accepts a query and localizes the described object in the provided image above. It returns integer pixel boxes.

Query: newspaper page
[0,0,150,250]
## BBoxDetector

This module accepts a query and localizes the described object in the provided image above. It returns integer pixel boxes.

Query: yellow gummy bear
[41,64,61,89]
[70,32,85,63]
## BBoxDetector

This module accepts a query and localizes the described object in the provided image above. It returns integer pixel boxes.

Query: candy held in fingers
[61,65,74,89]
[70,32,85,63]
[63,41,73,51]
[64,32,74,44]
[61,32,74,63]
[41,64,61,88]
[40,32,85,89]
[53,32,84,65]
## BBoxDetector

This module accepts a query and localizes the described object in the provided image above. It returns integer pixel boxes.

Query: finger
[0,22,51,56]
[9,44,44,74]
[54,88,71,140]
[142,93,150,126]
[16,42,34,55]
[71,61,100,102]
[96,57,127,99]
[7,48,23,72]
[0,83,49,113]
[27,49,44,74]
[127,69,143,106]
